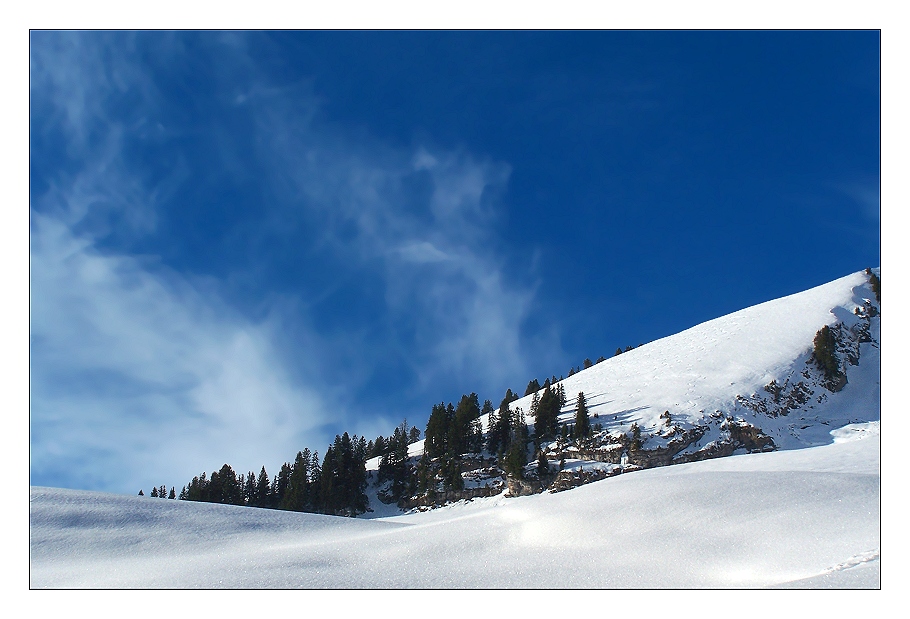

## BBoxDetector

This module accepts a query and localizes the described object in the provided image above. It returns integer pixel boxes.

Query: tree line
[144,354,622,514]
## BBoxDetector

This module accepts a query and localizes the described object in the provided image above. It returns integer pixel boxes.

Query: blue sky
[29,30,880,495]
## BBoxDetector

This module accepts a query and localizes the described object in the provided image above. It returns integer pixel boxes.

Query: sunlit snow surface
[30,422,879,588]
[30,271,880,588]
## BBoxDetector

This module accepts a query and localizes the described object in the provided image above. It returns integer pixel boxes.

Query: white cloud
[30,214,331,494]
[28,32,567,494]
[396,241,452,264]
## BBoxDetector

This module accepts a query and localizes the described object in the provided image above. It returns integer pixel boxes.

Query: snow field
[30,422,879,588]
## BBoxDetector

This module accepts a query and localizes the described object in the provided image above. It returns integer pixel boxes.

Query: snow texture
[29,270,881,588]
[30,423,879,588]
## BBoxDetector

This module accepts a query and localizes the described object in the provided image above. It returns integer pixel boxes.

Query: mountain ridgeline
[143,269,881,516]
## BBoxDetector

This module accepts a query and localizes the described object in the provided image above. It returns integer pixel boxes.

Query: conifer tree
[584,358,593,369]
[274,463,292,507]
[138,489,144,496]
[282,451,309,511]
[813,325,841,379]
[524,379,541,396]
[574,391,591,441]
[309,452,321,509]
[425,402,449,459]
[255,466,270,508]
[503,438,527,479]
[451,394,480,455]
[537,451,549,478]
[486,405,500,455]
[242,472,255,505]
[490,390,516,457]
[630,423,642,451]
[534,385,560,441]
[615,347,623,356]
[373,436,387,459]
[866,268,881,302]
[151,486,158,497]
[168,487,176,500]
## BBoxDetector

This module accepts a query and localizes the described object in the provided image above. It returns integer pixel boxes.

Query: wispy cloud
[29,213,332,493]
[29,32,562,493]
[245,82,547,401]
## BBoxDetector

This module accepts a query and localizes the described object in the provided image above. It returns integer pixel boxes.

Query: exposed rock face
[506,476,542,497]
[627,426,707,468]
[399,484,504,510]
[548,467,626,493]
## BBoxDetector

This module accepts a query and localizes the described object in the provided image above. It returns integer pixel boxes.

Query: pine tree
[504,440,527,479]
[451,394,480,456]
[168,487,176,500]
[630,423,642,451]
[424,402,450,459]
[151,486,158,498]
[813,325,841,379]
[309,452,321,510]
[615,347,623,356]
[866,268,881,302]
[485,403,499,454]
[255,466,270,508]
[490,390,516,457]
[373,436,387,459]
[159,485,167,499]
[481,399,494,417]
[537,451,549,478]
[534,385,560,442]
[274,463,292,507]
[574,391,590,441]
[583,358,593,369]
[524,379,541,396]
[138,489,144,496]
[282,451,309,511]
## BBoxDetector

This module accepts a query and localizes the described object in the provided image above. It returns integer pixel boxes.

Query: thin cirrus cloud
[29,212,331,494]
[242,70,549,400]
[30,32,556,494]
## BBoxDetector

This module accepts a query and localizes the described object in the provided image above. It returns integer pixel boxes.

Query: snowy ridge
[501,270,878,445]
[369,270,879,491]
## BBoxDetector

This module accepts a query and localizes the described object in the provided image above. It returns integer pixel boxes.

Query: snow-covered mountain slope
[30,421,879,588]
[29,270,881,588]
[507,269,877,445]
[372,269,879,477]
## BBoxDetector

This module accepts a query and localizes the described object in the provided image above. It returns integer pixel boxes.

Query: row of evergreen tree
[144,359,612,513]
[157,432,371,516]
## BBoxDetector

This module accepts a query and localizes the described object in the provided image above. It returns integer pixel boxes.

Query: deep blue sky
[29,31,880,494]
